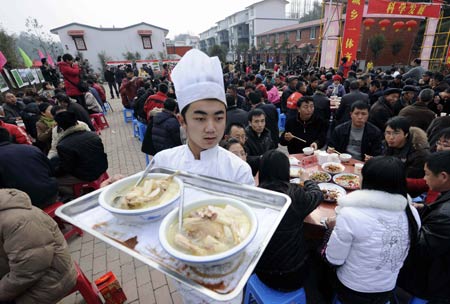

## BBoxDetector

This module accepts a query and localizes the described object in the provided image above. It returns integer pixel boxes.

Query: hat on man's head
[332,75,342,82]
[402,85,418,93]
[383,88,402,96]
[171,49,226,113]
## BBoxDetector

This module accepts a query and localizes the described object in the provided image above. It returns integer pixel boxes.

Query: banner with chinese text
[341,0,365,63]
[368,1,441,18]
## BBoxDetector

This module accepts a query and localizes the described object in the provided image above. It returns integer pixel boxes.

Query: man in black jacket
[248,91,279,148]
[104,65,119,98]
[53,111,107,196]
[245,109,273,175]
[328,101,382,161]
[280,76,298,113]
[369,88,401,131]
[225,93,247,129]
[398,151,450,302]
[280,96,328,154]
[150,98,181,154]
[55,93,95,131]
[0,127,58,208]
[335,80,369,125]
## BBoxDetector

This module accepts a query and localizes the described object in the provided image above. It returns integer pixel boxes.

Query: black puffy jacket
[151,110,181,154]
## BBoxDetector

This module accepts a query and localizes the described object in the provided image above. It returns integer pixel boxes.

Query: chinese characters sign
[368,1,441,18]
[341,0,364,63]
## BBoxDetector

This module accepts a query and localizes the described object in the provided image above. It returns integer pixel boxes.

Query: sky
[1,0,272,40]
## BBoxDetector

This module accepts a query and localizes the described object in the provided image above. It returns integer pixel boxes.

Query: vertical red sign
[341,0,365,63]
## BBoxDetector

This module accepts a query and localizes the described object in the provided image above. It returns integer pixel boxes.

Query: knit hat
[332,75,342,82]
[171,49,226,112]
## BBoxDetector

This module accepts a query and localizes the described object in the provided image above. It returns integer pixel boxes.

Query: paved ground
[60,92,183,304]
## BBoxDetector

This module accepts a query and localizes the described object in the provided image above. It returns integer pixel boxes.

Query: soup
[167,204,251,256]
[112,177,180,210]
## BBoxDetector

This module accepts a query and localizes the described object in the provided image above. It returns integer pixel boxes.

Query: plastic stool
[43,202,83,240]
[90,113,109,130]
[132,119,140,138]
[123,108,134,123]
[409,297,428,304]
[278,113,286,132]
[104,101,113,113]
[72,172,109,198]
[66,262,103,304]
[137,120,147,142]
[90,117,101,135]
[276,108,281,116]
[244,274,306,304]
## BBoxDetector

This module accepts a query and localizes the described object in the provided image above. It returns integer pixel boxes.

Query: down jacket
[326,190,420,293]
[58,61,82,97]
[0,189,77,304]
[151,110,182,154]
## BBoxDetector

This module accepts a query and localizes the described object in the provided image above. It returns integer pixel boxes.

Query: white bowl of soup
[99,173,183,222]
[159,197,258,266]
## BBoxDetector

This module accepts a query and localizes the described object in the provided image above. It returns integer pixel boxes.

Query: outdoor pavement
[60,90,183,304]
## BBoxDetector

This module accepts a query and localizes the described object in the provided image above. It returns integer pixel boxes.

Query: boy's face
[424,163,448,192]
[178,99,226,157]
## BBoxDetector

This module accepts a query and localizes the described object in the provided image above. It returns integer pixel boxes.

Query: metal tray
[56,167,291,301]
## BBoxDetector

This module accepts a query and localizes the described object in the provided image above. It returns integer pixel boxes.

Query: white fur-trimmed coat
[326,190,421,293]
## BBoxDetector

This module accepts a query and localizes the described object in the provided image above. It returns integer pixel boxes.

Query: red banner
[341,0,365,63]
[367,1,441,18]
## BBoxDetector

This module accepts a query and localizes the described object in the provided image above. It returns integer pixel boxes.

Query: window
[310,27,316,39]
[141,36,152,49]
[73,36,87,50]
[285,32,289,41]
[275,33,279,43]
[296,30,301,41]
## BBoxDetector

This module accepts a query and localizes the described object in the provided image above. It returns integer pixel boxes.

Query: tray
[56,167,291,301]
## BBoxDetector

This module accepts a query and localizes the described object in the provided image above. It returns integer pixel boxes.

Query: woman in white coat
[325,156,421,304]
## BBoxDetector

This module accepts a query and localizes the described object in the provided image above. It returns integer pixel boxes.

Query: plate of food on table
[333,173,361,190]
[321,162,345,175]
[318,183,347,202]
[309,171,332,183]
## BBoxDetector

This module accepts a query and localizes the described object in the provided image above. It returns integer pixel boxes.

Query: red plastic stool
[43,202,83,240]
[90,117,101,135]
[73,172,109,198]
[66,262,103,304]
[90,113,109,130]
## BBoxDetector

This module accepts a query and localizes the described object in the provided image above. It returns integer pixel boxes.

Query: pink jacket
[267,86,280,104]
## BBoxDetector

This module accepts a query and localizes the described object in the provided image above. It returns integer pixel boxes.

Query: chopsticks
[292,135,307,143]
[328,147,341,155]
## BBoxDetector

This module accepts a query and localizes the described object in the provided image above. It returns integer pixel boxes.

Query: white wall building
[50,22,169,73]
[199,0,298,59]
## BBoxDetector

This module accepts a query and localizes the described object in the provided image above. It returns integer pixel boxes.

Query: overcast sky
[1,0,275,40]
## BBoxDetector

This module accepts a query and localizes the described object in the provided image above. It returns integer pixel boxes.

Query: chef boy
[153,49,254,186]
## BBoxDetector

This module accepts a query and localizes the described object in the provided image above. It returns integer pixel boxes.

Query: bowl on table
[159,197,258,266]
[339,153,352,163]
[303,147,314,156]
[99,173,183,223]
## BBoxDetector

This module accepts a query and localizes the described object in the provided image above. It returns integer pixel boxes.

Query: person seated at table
[335,80,369,125]
[249,91,279,148]
[35,102,56,154]
[220,137,247,162]
[255,150,323,291]
[369,88,401,131]
[325,156,420,304]
[55,93,95,131]
[398,88,436,132]
[328,101,382,161]
[0,188,77,304]
[427,115,450,151]
[397,151,450,302]
[383,117,430,178]
[0,127,58,209]
[52,110,108,198]
[223,122,247,146]
[279,96,328,154]
[225,93,248,129]
[245,109,273,176]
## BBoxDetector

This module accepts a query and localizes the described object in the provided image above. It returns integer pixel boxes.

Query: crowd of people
[1,48,450,303]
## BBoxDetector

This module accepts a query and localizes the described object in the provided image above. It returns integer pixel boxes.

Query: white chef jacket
[153,144,255,186]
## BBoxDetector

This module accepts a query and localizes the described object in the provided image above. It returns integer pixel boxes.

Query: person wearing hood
[150,98,182,154]
[383,116,430,178]
[393,85,418,115]
[369,88,401,131]
[0,189,77,303]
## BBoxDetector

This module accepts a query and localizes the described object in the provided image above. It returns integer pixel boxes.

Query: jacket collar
[184,144,219,161]
[428,190,450,208]
[59,123,89,142]
[336,189,408,212]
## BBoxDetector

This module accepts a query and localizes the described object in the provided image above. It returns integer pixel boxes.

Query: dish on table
[288,157,300,166]
[309,171,332,183]
[333,173,361,190]
[99,173,183,222]
[318,183,347,202]
[159,197,258,266]
[321,162,345,174]
[290,166,303,177]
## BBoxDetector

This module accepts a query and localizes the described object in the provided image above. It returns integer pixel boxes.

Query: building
[199,0,298,61]
[50,22,169,73]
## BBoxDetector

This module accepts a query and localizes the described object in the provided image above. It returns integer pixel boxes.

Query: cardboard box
[95,272,127,304]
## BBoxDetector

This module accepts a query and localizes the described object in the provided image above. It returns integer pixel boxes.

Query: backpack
[133,89,153,123]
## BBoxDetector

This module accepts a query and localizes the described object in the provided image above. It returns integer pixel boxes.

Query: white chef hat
[171,49,226,112]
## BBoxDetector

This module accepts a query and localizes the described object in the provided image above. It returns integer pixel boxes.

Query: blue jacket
[151,110,182,154]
